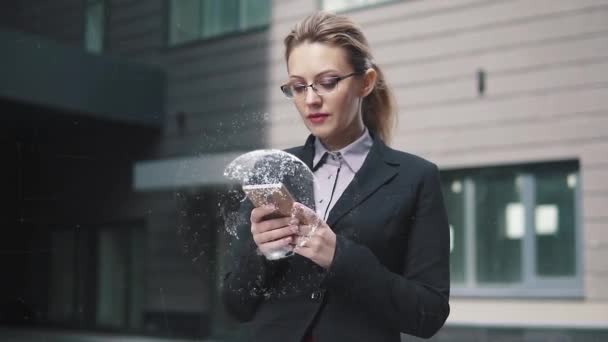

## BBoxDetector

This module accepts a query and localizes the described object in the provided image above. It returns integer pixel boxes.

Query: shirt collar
[312,127,373,173]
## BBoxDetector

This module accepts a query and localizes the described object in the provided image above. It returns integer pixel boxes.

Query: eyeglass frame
[280,72,362,99]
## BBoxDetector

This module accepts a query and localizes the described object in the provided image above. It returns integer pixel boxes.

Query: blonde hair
[284,11,396,143]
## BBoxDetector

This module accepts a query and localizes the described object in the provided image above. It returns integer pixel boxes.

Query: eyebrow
[289,69,342,80]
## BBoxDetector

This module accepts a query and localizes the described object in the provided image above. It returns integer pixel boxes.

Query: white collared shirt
[312,128,373,220]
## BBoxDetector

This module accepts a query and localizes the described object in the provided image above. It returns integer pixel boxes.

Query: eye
[291,83,308,94]
[317,78,339,90]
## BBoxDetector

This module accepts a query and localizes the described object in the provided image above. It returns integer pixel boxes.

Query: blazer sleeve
[322,162,451,338]
[220,199,286,322]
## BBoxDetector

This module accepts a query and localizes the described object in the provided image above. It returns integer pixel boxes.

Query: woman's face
[286,42,372,150]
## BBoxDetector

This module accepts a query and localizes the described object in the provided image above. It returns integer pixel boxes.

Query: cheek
[335,93,359,120]
[294,101,307,117]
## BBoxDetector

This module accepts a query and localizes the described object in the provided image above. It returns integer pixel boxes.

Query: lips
[307,113,329,124]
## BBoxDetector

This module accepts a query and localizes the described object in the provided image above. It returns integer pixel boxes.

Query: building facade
[1,0,607,341]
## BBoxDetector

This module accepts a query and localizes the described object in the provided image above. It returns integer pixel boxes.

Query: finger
[260,235,294,252]
[250,205,278,223]
[255,225,298,244]
[255,216,293,233]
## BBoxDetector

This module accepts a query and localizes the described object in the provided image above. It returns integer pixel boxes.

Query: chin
[308,126,333,141]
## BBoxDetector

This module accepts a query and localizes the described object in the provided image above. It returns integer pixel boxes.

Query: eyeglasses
[280,72,360,99]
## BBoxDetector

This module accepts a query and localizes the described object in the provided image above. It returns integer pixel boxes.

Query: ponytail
[362,63,396,144]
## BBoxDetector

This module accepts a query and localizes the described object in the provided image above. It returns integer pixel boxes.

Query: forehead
[287,41,350,77]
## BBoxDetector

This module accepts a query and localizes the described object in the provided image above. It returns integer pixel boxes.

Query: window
[47,224,145,329]
[322,0,397,12]
[441,161,581,297]
[85,0,105,53]
[168,0,271,45]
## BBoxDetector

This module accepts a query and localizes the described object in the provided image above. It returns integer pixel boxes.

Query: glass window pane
[441,175,466,284]
[241,0,270,29]
[202,0,239,37]
[201,0,220,38]
[48,230,75,322]
[85,1,104,53]
[48,229,93,324]
[128,228,145,329]
[323,0,394,12]
[169,0,201,45]
[535,168,577,277]
[475,171,523,284]
[219,0,240,33]
[169,0,270,43]
[96,229,129,328]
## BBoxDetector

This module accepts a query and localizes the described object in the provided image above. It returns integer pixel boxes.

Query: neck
[320,124,365,152]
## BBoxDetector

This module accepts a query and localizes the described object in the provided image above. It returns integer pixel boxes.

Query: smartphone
[242,182,295,219]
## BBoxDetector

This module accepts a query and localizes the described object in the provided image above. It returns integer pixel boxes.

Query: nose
[305,86,322,107]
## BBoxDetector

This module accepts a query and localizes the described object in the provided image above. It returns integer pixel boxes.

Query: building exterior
[1,0,607,341]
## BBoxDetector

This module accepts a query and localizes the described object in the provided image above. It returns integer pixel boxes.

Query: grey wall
[2,0,271,338]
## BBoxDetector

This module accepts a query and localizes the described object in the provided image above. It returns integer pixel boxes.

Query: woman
[222,12,450,341]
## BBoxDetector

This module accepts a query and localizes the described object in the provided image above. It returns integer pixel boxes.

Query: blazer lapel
[288,134,315,170]
[326,136,400,228]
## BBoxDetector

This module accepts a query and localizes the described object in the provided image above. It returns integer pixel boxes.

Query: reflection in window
[506,203,525,240]
[85,0,105,53]
[323,0,396,12]
[475,171,522,283]
[168,0,271,45]
[442,177,465,283]
[96,228,145,328]
[441,161,580,295]
[535,170,576,277]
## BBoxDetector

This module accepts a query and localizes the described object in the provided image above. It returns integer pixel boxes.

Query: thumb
[291,202,321,226]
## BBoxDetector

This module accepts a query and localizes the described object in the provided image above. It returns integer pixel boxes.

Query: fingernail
[289,218,299,225]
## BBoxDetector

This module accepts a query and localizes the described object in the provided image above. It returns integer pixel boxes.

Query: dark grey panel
[0,29,166,127]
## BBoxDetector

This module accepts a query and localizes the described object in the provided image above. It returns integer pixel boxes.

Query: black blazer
[222,133,450,342]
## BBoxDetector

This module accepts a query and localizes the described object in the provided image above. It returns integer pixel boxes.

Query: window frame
[320,0,400,14]
[443,161,584,298]
[165,0,271,47]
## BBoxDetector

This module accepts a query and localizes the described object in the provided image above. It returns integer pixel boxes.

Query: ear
[360,68,377,98]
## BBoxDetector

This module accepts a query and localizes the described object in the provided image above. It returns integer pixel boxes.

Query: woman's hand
[292,202,336,269]
[250,205,299,258]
